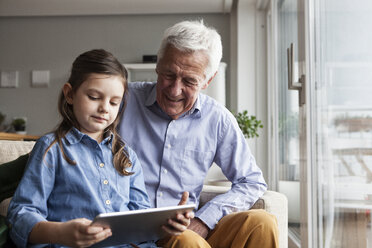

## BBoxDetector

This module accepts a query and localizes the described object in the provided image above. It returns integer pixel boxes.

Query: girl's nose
[99,101,109,113]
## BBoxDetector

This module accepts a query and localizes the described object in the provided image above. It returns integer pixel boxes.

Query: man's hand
[162,191,194,236]
[177,192,210,238]
[188,217,210,239]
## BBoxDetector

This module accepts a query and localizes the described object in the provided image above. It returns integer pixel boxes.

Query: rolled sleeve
[8,209,46,247]
[195,203,222,230]
[7,137,55,247]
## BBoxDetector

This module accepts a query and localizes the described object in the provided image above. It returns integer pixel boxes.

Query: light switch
[0,71,19,88]
[32,70,50,87]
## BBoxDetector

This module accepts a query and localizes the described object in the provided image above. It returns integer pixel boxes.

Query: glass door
[269,0,372,247]
[314,0,372,247]
[272,0,309,246]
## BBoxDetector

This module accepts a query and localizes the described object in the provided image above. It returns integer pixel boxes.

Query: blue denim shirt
[7,128,154,248]
[119,82,267,230]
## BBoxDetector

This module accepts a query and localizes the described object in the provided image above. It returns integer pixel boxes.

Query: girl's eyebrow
[111,96,123,101]
[86,88,101,94]
[87,88,123,99]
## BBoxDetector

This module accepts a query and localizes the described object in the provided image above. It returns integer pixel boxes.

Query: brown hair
[45,49,132,176]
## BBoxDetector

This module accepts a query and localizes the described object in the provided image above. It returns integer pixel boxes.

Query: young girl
[7,49,191,248]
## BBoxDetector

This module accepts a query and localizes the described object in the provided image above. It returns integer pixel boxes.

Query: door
[314,0,372,247]
[268,0,312,246]
[268,0,372,247]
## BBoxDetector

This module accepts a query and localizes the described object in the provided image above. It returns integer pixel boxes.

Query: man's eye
[183,79,198,87]
[164,74,175,80]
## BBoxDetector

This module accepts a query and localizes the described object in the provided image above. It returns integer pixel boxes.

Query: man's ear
[63,83,74,104]
[202,71,218,90]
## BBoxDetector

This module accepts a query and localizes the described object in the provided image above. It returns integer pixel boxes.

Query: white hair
[157,20,223,83]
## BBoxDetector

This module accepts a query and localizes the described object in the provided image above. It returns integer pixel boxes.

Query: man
[119,20,279,247]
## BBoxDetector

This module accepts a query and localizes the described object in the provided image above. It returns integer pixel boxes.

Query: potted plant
[11,118,26,133]
[232,110,263,139]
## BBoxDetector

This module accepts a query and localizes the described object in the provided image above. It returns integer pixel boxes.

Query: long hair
[45,49,132,176]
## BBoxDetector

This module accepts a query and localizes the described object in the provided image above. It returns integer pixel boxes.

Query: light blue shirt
[119,82,267,230]
[7,128,155,248]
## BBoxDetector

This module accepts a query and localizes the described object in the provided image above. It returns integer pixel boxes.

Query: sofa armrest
[261,191,288,248]
[199,185,288,248]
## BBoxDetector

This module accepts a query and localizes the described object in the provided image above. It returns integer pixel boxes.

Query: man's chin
[164,109,183,120]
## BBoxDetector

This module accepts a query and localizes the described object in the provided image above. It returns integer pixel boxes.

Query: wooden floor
[289,209,371,248]
[332,209,369,248]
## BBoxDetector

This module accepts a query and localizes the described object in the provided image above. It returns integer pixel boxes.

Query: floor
[288,209,371,248]
[331,209,370,248]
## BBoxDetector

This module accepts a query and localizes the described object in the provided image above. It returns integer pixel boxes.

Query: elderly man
[119,20,279,247]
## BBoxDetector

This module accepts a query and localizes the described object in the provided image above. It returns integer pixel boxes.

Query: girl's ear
[63,83,74,104]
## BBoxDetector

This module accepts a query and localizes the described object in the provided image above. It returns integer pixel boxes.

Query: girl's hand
[56,218,112,247]
[161,192,195,236]
[29,218,112,247]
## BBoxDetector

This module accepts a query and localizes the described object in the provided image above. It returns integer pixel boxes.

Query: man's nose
[168,78,183,96]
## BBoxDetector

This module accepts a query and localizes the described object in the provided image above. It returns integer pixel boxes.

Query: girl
[7,49,191,248]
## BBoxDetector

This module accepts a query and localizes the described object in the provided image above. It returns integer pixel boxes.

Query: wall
[230,0,268,181]
[0,13,230,135]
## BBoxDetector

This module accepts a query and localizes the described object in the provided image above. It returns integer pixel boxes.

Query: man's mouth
[165,95,183,102]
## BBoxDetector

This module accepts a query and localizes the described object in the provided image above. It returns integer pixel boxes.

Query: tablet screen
[90,204,196,247]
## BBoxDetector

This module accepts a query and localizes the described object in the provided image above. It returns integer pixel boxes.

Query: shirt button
[105,200,111,205]
[167,144,171,149]
[163,169,168,174]
[99,163,105,168]
[158,192,163,197]
[103,180,109,185]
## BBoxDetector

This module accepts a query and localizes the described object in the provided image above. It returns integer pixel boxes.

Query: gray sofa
[0,140,288,248]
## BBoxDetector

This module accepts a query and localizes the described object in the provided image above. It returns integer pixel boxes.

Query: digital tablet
[90,204,196,248]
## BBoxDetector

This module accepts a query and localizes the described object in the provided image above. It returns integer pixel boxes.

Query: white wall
[0,3,271,184]
[230,0,269,181]
[0,14,230,135]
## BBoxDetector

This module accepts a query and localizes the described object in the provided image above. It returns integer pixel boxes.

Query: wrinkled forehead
[158,46,208,74]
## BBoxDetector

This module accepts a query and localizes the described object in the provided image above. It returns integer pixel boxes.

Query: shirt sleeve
[195,113,267,230]
[126,147,152,210]
[7,137,56,247]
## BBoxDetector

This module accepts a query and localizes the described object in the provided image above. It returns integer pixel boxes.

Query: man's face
[156,45,210,120]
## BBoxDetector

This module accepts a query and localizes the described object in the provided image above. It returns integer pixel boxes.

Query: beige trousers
[158,209,279,248]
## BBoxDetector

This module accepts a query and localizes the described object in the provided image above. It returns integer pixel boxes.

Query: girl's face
[64,73,125,142]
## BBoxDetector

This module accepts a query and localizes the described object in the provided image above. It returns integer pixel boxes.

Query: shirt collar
[65,127,114,146]
[145,84,157,107]
[145,83,201,119]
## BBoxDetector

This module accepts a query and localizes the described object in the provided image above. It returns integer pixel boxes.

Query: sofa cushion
[0,154,30,203]
[0,140,35,164]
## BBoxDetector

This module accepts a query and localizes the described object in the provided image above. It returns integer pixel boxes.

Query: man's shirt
[119,82,267,230]
[7,128,152,247]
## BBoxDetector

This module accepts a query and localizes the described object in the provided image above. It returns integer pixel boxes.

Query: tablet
[90,204,196,248]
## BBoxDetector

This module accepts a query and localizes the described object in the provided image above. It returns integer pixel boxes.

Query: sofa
[0,140,288,248]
